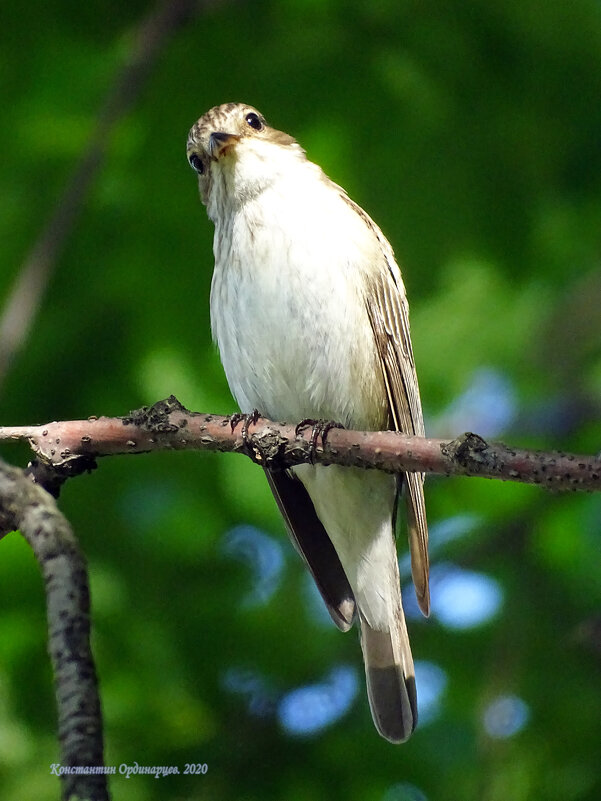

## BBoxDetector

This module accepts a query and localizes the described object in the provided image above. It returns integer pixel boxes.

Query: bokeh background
[1,1,601,799]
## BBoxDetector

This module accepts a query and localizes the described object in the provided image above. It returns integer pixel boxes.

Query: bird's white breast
[209,156,387,428]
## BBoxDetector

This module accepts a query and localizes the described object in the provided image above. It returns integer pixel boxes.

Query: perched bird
[187,103,429,743]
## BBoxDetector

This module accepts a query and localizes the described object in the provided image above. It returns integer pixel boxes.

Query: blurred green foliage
[1,1,601,799]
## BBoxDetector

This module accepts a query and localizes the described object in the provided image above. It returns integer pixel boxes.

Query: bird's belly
[210,222,387,428]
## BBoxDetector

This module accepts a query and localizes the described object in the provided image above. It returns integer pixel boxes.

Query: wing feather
[341,194,430,615]
[265,468,356,630]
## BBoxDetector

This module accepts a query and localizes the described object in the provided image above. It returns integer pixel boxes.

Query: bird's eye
[188,153,204,175]
[245,112,264,131]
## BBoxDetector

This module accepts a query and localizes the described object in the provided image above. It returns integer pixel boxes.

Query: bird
[186,102,429,743]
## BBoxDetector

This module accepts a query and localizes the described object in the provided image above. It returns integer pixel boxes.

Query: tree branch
[0,0,211,391]
[1,396,599,501]
[0,459,106,801]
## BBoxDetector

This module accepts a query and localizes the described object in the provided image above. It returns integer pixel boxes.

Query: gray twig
[0,458,106,801]
[0,0,204,390]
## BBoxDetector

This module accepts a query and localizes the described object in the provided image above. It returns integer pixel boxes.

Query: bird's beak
[209,131,241,160]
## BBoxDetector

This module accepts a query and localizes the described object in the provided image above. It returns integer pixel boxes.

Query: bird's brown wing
[357,214,430,616]
[264,468,356,630]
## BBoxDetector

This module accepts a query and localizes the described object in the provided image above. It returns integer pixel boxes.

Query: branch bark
[0,459,106,801]
[1,396,599,501]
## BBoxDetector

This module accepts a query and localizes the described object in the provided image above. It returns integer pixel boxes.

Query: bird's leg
[295,418,344,464]
[230,409,261,447]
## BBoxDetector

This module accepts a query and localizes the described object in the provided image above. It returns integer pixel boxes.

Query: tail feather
[292,464,419,742]
[360,612,417,743]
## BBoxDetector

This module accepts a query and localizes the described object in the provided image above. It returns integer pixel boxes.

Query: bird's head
[186,102,303,216]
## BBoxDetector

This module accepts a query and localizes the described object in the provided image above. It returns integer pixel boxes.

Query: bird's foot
[230,409,261,447]
[295,418,344,463]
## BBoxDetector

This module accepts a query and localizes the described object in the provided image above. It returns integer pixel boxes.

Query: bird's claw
[295,418,344,463]
[230,409,261,446]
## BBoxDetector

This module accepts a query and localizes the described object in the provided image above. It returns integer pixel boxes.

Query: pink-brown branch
[1,397,599,493]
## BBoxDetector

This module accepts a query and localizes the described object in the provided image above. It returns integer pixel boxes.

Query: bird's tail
[359,598,417,743]
[292,464,418,742]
